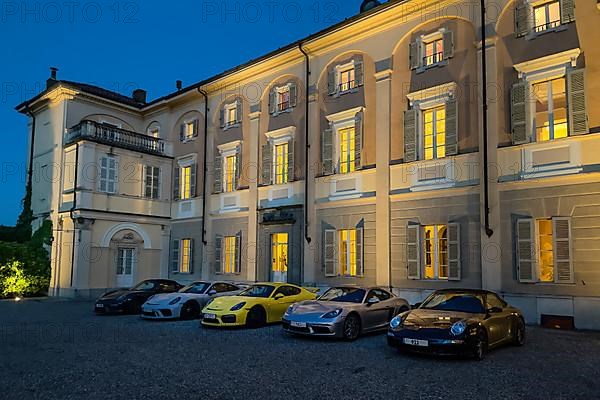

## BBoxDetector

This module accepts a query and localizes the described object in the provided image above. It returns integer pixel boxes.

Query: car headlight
[285,305,295,315]
[390,315,404,330]
[321,308,342,319]
[230,302,246,311]
[450,321,467,336]
[169,297,182,305]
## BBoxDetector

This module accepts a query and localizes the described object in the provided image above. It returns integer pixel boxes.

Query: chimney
[176,80,183,91]
[46,67,59,89]
[132,89,147,104]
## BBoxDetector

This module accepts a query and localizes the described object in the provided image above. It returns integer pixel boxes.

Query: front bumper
[387,329,474,356]
[281,317,344,337]
[94,301,127,314]
[141,304,180,319]
[201,310,244,327]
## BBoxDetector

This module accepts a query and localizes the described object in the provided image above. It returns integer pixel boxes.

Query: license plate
[95,304,104,309]
[403,338,428,347]
[291,321,307,328]
[204,313,216,320]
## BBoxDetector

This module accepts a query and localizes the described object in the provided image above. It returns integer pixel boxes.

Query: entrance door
[271,233,288,283]
[116,248,135,288]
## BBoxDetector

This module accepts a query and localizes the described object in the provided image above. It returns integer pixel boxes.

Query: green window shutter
[409,40,420,69]
[328,69,336,96]
[269,89,276,114]
[173,166,180,200]
[236,100,243,124]
[261,143,272,185]
[214,235,222,274]
[321,128,334,175]
[553,218,573,283]
[560,0,575,24]
[324,229,336,277]
[568,69,588,136]
[514,3,530,37]
[403,109,418,163]
[511,81,529,144]
[516,218,535,283]
[442,30,454,59]
[289,83,298,108]
[447,223,461,281]
[356,226,364,277]
[235,148,242,189]
[355,61,364,87]
[445,98,458,156]
[190,163,197,197]
[354,110,364,170]
[287,139,295,182]
[213,153,222,193]
[235,232,242,274]
[171,239,180,273]
[407,224,421,280]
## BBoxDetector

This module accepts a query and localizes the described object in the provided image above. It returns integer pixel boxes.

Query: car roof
[432,288,498,295]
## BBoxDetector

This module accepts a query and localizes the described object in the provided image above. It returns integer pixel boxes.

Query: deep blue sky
[0,0,362,225]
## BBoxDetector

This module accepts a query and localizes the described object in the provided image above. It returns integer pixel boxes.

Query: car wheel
[343,314,361,341]
[473,330,488,361]
[246,306,266,329]
[513,318,526,346]
[180,301,200,320]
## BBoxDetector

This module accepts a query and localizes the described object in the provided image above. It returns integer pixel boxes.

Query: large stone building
[17,0,600,329]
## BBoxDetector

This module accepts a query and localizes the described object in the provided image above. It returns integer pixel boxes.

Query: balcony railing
[65,120,166,155]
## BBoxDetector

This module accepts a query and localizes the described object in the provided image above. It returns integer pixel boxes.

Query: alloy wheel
[343,314,360,341]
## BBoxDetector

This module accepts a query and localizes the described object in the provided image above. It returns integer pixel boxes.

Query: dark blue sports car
[94,279,182,315]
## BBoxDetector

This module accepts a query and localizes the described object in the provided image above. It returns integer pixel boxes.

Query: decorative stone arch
[259,74,302,103]
[171,110,205,135]
[100,223,152,249]
[315,50,374,90]
[145,120,162,137]
[212,94,247,125]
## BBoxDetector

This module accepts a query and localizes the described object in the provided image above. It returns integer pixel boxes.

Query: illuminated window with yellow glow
[339,229,358,277]
[423,106,446,160]
[184,122,195,140]
[537,219,554,282]
[224,155,237,193]
[223,236,237,274]
[277,88,291,112]
[180,239,192,273]
[274,143,288,185]
[534,1,561,33]
[227,108,237,126]
[180,166,192,200]
[339,67,355,92]
[271,233,288,282]
[423,225,448,280]
[424,38,443,66]
[533,77,568,142]
[339,127,355,174]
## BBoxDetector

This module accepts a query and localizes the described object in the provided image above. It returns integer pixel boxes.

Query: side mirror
[367,297,380,306]
[274,293,285,300]
[208,290,217,296]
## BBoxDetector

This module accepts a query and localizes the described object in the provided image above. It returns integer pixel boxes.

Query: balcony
[65,120,166,156]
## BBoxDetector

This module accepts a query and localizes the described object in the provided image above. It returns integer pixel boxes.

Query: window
[424,225,448,280]
[339,66,356,93]
[366,289,391,303]
[150,128,159,138]
[339,126,356,174]
[534,1,561,33]
[180,239,192,273]
[271,233,288,276]
[117,248,135,276]
[423,105,446,160]
[537,219,554,282]
[184,122,195,140]
[99,155,117,193]
[533,77,568,141]
[277,88,291,112]
[227,108,236,126]
[224,155,237,193]
[274,143,289,185]
[424,38,444,66]
[486,294,507,310]
[409,30,453,70]
[180,165,192,200]
[339,229,358,276]
[223,236,237,274]
[144,166,160,199]
[273,285,301,297]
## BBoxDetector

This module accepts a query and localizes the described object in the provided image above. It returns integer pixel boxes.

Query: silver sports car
[282,286,410,340]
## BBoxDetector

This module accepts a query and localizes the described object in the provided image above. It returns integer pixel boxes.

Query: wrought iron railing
[65,120,166,155]
[339,80,356,93]
[534,20,561,33]
[423,52,444,66]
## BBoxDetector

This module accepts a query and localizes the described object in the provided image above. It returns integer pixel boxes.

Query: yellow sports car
[201,283,317,328]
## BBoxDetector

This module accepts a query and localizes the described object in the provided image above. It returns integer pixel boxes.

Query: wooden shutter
[511,81,529,144]
[409,40,420,69]
[355,61,364,87]
[171,239,180,273]
[235,232,242,274]
[324,229,336,277]
[188,239,195,274]
[179,123,185,141]
[442,30,454,59]
[445,98,458,156]
[516,219,535,283]
[261,143,272,185]
[448,223,461,281]
[173,166,180,200]
[269,89,277,114]
[213,153,222,193]
[289,83,298,108]
[287,139,295,182]
[354,110,363,170]
[328,68,336,96]
[235,147,242,189]
[219,108,225,128]
[236,100,243,124]
[407,224,421,280]
[404,109,418,163]
[560,0,575,24]
[214,235,223,274]
[356,226,364,276]
[190,163,197,197]
[144,166,152,198]
[514,3,530,37]
[321,128,334,175]
[568,69,588,136]
[193,119,200,138]
[553,217,573,283]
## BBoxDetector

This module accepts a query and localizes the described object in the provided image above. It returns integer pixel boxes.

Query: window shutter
[324,229,336,277]
[144,166,152,198]
[356,225,364,277]
[516,218,535,283]
[448,223,461,281]
[214,235,223,274]
[403,109,418,163]
[355,61,364,87]
[289,83,298,108]
[328,68,336,96]
[553,218,573,283]
[113,158,119,194]
[219,108,225,128]
[560,0,575,24]
[192,119,199,138]
[190,163,197,197]
[236,100,243,124]
[409,40,420,70]
[235,232,242,274]
[445,98,458,156]
[213,153,222,193]
[261,143,272,185]
[269,89,276,114]
[321,128,334,175]
[407,224,421,280]
[287,139,295,182]
[442,30,454,59]
[235,147,242,189]
[514,3,530,37]
[354,110,363,170]
[568,69,588,136]
[171,239,180,273]
[173,166,180,200]
[180,123,185,141]
[189,239,195,274]
[511,81,529,144]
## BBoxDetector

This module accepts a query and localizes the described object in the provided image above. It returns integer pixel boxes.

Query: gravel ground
[1,298,599,400]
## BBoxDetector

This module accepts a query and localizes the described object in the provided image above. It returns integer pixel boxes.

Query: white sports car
[141,281,245,320]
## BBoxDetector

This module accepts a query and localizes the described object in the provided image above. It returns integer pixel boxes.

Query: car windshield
[318,287,366,303]
[180,282,210,294]
[239,285,275,298]
[131,281,158,291]
[420,293,485,314]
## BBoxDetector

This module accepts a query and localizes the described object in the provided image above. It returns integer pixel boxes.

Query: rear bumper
[387,331,473,356]
[281,318,344,338]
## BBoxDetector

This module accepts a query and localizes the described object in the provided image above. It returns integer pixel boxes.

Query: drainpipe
[299,42,312,245]
[25,107,36,199]
[481,0,493,238]
[197,88,209,245]
[69,142,80,287]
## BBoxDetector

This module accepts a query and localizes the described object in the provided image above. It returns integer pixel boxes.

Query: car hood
[291,300,354,316]
[145,292,206,305]
[203,295,259,311]
[98,289,132,300]
[403,309,482,329]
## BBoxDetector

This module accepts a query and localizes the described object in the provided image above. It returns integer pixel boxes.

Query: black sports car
[387,289,525,360]
[94,279,183,314]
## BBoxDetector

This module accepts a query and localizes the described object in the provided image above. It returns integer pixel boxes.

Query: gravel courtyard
[1,298,599,400]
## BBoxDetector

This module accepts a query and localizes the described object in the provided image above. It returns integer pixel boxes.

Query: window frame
[533,0,562,33]
[179,165,192,200]
[222,236,237,274]
[422,105,447,161]
[338,228,360,277]
[276,85,292,113]
[178,238,193,274]
[531,76,568,142]
[273,142,289,185]
[335,61,357,95]
[223,102,238,129]
[423,224,449,281]
[144,165,160,200]
[99,154,118,194]
[423,37,444,67]
[117,247,135,276]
